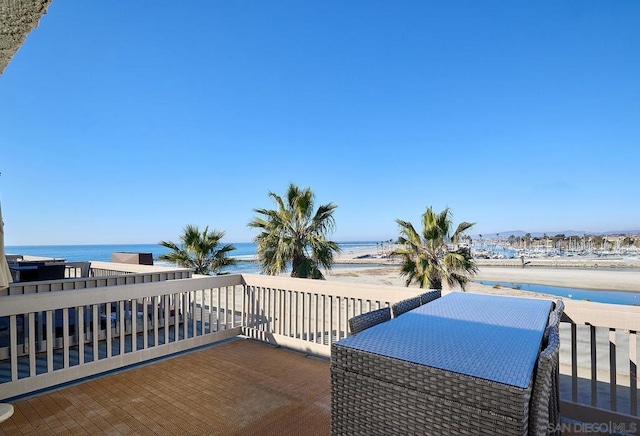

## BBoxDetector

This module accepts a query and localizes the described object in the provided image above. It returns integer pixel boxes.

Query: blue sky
[2,1,639,245]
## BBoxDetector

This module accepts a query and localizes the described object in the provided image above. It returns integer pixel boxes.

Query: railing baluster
[217,288,221,332]
[174,293,180,341]
[272,288,277,334]
[63,308,69,369]
[254,287,260,333]
[182,292,188,339]
[277,288,281,334]
[268,288,272,334]
[609,328,617,411]
[241,285,246,330]
[78,306,84,365]
[143,297,148,349]
[106,302,112,358]
[224,286,231,329]
[288,290,292,337]
[200,289,205,336]
[265,287,271,333]
[571,323,578,402]
[162,294,175,345]
[245,286,251,332]
[335,296,339,341]
[92,305,99,362]
[46,310,53,373]
[301,292,306,340]
[296,291,301,339]
[315,293,319,343]
[324,294,328,345]
[119,301,125,353]
[590,325,597,407]
[209,288,214,333]
[261,287,266,332]
[232,285,237,329]
[132,298,138,352]
[191,291,197,338]
[329,295,334,346]
[10,315,18,381]
[630,330,637,415]
[267,287,272,332]
[153,295,159,347]
[36,311,43,353]
[308,292,313,342]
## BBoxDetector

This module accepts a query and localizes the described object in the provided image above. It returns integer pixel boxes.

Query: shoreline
[324,247,640,299]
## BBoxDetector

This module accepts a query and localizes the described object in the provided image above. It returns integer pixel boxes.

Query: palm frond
[249,184,340,279]
[394,207,477,290]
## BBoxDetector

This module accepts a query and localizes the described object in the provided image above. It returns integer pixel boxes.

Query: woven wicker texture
[336,292,553,388]
[419,289,441,305]
[332,345,532,418]
[331,293,553,435]
[348,307,391,335]
[391,295,421,317]
[549,300,564,435]
[529,327,560,435]
[331,365,526,435]
[553,300,565,319]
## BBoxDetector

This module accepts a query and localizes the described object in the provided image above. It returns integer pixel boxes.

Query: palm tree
[393,206,478,290]
[248,183,341,279]
[158,225,236,275]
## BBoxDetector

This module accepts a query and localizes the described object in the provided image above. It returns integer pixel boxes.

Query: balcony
[0,271,639,433]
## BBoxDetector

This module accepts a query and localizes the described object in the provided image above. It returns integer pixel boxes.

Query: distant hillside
[472,229,640,239]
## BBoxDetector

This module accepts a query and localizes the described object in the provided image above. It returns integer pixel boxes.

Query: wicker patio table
[331,292,553,435]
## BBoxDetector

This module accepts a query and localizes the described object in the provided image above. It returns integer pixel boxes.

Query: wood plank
[0,339,330,435]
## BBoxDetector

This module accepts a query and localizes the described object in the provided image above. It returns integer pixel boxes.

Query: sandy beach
[326,247,640,298]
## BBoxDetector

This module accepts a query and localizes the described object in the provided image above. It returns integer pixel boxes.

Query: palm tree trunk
[291,253,304,278]
[429,277,442,290]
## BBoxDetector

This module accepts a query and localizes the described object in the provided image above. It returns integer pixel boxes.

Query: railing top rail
[561,298,640,331]
[4,266,194,292]
[240,273,420,302]
[0,274,244,316]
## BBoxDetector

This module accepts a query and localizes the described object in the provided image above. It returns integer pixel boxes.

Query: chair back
[391,296,422,317]
[553,300,565,320]
[529,327,560,435]
[418,290,441,305]
[348,307,391,335]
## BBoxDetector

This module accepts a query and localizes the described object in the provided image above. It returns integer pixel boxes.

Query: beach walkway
[0,339,331,435]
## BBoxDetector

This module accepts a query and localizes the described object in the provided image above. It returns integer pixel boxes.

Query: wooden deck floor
[0,339,331,435]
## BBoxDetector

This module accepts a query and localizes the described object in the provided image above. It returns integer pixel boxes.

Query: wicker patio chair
[549,300,564,435]
[391,296,422,317]
[418,290,441,306]
[348,307,391,335]
[529,327,560,435]
[543,311,559,342]
[542,311,560,435]
[553,300,564,320]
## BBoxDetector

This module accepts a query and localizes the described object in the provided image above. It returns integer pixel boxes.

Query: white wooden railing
[0,273,638,428]
[241,274,417,356]
[559,299,639,427]
[0,275,242,400]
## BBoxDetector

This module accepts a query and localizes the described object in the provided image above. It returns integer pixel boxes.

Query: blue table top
[335,292,553,388]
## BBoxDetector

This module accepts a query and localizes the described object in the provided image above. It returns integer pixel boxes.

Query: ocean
[5,241,380,275]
